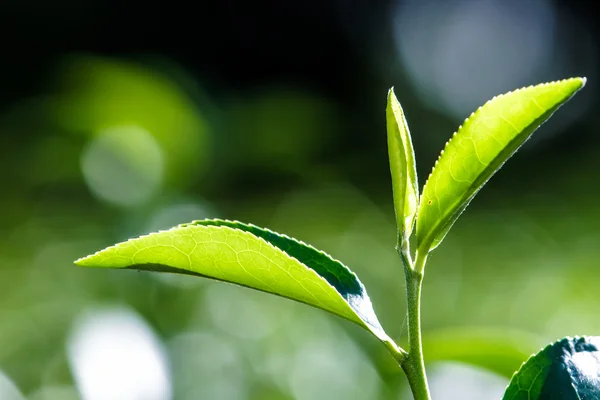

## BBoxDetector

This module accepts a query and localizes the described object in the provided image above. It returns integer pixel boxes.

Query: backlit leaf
[75,219,401,351]
[417,78,586,254]
[386,88,419,242]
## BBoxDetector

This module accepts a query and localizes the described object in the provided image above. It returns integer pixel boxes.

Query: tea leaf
[75,219,400,351]
[386,88,419,242]
[417,78,586,254]
[503,336,600,400]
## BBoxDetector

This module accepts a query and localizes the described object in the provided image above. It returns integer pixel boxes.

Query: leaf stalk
[397,246,431,400]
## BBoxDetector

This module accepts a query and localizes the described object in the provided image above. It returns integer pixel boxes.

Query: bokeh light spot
[394,0,556,118]
[81,126,164,207]
[0,371,25,400]
[67,306,172,400]
[55,55,211,187]
[422,362,507,400]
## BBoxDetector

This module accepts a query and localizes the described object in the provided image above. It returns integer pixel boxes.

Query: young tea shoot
[76,77,592,400]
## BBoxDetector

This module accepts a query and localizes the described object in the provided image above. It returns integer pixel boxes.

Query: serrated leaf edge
[76,220,358,300]
[75,218,396,346]
[183,218,362,284]
[182,219,389,335]
[422,77,586,193]
[418,77,586,252]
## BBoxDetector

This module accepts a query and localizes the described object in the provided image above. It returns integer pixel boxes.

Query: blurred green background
[1,0,599,399]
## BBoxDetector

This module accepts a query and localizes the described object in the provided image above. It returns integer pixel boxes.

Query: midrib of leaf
[76,219,395,346]
[186,219,387,335]
[427,104,565,250]
[417,78,586,253]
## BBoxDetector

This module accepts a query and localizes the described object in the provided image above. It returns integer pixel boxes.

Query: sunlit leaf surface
[386,88,419,240]
[417,78,586,253]
[75,219,396,346]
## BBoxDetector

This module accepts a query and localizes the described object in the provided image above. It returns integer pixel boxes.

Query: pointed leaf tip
[74,257,86,266]
[74,219,400,349]
[417,77,585,254]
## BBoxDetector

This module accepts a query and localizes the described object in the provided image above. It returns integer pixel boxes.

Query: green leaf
[75,219,402,352]
[386,88,419,242]
[503,336,600,400]
[417,78,586,254]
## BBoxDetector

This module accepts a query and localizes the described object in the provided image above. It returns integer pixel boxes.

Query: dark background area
[1,0,599,399]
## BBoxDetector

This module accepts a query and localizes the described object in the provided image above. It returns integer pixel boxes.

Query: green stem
[399,248,431,400]
[384,337,409,365]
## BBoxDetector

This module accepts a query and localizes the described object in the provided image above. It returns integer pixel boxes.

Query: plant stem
[399,248,431,400]
[384,337,409,365]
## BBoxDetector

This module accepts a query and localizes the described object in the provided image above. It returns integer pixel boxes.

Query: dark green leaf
[503,336,600,400]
